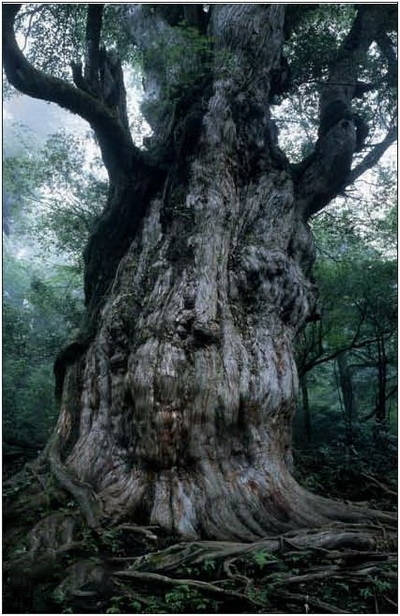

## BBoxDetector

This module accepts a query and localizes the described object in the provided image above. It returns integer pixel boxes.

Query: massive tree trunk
[3,4,396,546]
[52,5,317,540]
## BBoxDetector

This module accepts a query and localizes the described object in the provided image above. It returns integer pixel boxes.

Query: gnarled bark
[45,4,395,540]
[3,3,397,548]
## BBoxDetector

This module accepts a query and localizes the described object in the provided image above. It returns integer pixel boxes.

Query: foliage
[161,21,213,97]
[294,437,396,508]
[32,132,106,266]
[13,4,139,81]
[14,4,86,79]
[295,160,397,453]
[275,5,396,162]
[140,19,215,135]
[314,162,397,260]
[4,127,106,266]
[3,127,98,466]
[285,5,357,88]
[2,6,397,615]
[252,550,276,569]
[3,247,84,458]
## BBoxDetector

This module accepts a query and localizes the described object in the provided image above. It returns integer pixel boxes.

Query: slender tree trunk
[375,336,387,424]
[337,351,358,446]
[300,375,312,444]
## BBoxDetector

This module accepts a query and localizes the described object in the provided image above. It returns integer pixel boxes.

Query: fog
[4,93,87,156]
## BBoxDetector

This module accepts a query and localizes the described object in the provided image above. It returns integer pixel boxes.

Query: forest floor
[3,443,397,614]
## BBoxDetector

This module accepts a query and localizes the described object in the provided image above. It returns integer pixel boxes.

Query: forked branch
[84,4,103,88]
[2,4,139,181]
[293,5,397,219]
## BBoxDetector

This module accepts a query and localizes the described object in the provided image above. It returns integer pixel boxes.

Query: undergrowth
[4,445,397,614]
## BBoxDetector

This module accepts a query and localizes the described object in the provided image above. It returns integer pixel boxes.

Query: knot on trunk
[237,248,314,328]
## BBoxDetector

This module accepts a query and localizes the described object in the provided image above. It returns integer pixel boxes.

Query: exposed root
[4,509,396,613]
[302,489,397,530]
[125,522,395,575]
[3,453,397,613]
[47,432,103,529]
[112,569,266,608]
[360,472,397,498]
[94,524,397,613]
[114,523,159,542]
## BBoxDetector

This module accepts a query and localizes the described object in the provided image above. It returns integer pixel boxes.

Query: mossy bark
[3,7,397,612]
[3,2,396,546]
[49,5,385,540]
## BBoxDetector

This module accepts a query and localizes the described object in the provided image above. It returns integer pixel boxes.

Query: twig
[384,596,397,609]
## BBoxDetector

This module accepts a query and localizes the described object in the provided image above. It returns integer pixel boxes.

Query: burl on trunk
[3,4,396,541]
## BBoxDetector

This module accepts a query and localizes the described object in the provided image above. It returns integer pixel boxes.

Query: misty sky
[4,93,88,157]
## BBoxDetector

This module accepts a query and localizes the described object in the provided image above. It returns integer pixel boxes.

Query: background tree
[3,127,102,473]
[295,166,396,447]
[3,4,397,613]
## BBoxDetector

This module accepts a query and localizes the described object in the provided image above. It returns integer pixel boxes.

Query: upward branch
[347,125,397,186]
[375,32,397,88]
[293,5,397,219]
[84,4,103,88]
[2,4,140,182]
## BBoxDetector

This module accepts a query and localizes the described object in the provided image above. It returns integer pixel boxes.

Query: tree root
[114,523,159,542]
[360,472,397,497]
[47,432,103,529]
[5,511,396,613]
[103,523,396,613]
[3,459,397,612]
[125,522,395,575]
[112,569,267,608]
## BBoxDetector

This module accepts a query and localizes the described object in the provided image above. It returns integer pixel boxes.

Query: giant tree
[3,3,397,606]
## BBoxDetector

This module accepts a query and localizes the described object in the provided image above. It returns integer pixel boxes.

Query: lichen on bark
[3,6,397,605]
[37,4,393,540]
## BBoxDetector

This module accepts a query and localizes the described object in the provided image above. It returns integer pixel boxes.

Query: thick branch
[346,125,397,186]
[293,6,396,219]
[376,32,397,88]
[294,119,356,218]
[98,48,130,131]
[3,4,138,181]
[84,4,103,88]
